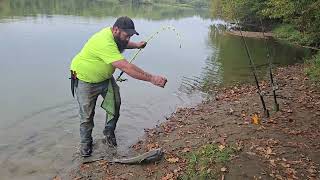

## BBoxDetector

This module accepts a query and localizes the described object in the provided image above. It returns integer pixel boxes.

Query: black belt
[70,70,78,97]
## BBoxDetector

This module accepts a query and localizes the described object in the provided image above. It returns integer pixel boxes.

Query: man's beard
[114,36,128,53]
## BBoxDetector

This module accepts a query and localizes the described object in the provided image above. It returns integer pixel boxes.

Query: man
[70,16,167,157]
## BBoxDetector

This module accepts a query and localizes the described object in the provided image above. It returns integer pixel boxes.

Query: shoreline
[225,30,320,51]
[225,30,274,39]
[68,64,320,180]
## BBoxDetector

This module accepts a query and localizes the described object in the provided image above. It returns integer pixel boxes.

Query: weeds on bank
[305,52,320,85]
[179,144,236,180]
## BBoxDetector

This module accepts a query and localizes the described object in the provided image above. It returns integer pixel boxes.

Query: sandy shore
[225,30,273,39]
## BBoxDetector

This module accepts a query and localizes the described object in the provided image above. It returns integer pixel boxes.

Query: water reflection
[180,25,310,94]
[0,2,212,177]
[0,0,209,20]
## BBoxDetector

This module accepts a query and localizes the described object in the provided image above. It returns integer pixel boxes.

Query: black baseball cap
[113,16,139,36]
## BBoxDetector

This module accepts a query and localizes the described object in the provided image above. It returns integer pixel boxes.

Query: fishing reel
[116,77,127,82]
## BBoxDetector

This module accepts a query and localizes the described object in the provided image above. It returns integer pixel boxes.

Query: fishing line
[117,25,182,82]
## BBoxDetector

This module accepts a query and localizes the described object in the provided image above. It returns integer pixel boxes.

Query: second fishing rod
[236,20,270,118]
[259,18,279,112]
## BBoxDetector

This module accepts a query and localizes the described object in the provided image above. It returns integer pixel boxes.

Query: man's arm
[112,59,167,88]
[126,41,147,49]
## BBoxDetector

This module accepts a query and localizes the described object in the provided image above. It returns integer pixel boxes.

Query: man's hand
[136,41,147,49]
[151,75,167,88]
[112,60,167,88]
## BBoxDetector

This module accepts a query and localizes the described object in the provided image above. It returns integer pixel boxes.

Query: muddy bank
[225,30,273,39]
[68,64,320,180]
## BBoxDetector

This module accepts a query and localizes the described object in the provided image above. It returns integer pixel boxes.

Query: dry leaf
[280,162,290,168]
[270,159,276,167]
[252,114,260,125]
[187,130,195,134]
[241,110,246,117]
[218,144,225,151]
[182,147,191,153]
[220,167,227,172]
[161,173,174,180]
[146,143,159,150]
[79,164,90,171]
[246,151,256,156]
[275,174,283,180]
[228,108,234,115]
[173,167,182,174]
[218,136,227,145]
[307,167,317,174]
[207,168,212,173]
[166,157,179,163]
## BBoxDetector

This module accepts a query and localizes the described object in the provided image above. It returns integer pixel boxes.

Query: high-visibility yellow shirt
[70,27,124,83]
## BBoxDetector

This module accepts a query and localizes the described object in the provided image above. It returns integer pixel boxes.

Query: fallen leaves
[228,108,234,115]
[166,157,179,163]
[252,113,261,125]
[146,143,159,151]
[79,164,90,172]
[70,65,320,180]
[308,167,317,173]
[266,147,275,155]
[218,144,225,151]
[181,147,191,153]
[220,167,227,172]
[161,173,174,180]
[280,162,290,168]
[255,146,276,158]
[270,159,277,167]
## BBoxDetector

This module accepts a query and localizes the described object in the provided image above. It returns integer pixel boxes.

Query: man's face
[113,27,132,53]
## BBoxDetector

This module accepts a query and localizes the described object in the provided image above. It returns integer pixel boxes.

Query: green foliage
[0,0,210,20]
[211,0,320,47]
[213,0,320,76]
[305,52,320,83]
[179,144,235,180]
[211,0,266,22]
[261,0,296,19]
[273,24,312,45]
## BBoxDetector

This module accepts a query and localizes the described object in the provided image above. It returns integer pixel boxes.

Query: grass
[305,52,320,85]
[179,144,235,180]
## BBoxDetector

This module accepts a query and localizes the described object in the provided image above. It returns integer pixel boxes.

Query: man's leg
[101,82,121,147]
[103,116,119,147]
[75,80,99,157]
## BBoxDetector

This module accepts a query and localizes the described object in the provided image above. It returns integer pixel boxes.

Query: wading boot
[103,129,117,147]
[80,143,92,157]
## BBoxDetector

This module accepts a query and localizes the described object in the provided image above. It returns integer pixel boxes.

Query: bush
[273,24,312,45]
[212,0,320,47]
[305,52,320,84]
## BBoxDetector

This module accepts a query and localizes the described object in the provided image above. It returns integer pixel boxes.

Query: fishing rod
[116,26,182,82]
[259,18,279,111]
[236,20,270,118]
